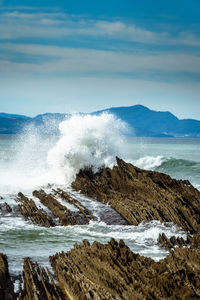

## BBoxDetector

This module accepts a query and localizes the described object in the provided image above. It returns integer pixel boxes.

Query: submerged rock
[5,202,12,213]
[72,157,200,233]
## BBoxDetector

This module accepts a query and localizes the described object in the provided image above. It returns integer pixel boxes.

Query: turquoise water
[123,137,200,188]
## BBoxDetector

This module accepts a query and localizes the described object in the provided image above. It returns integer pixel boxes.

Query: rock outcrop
[33,189,78,226]
[52,188,94,224]
[1,237,200,299]
[158,232,200,250]
[50,239,200,299]
[72,157,200,233]
[18,258,64,300]
[0,254,15,300]
[17,192,55,227]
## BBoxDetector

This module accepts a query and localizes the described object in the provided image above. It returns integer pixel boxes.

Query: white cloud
[0,10,200,46]
[1,43,200,75]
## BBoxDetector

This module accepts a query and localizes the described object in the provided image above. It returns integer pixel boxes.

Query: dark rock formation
[17,192,55,227]
[19,258,64,300]
[158,232,200,250]
[5,202,12,213]
[1,237,200,299]
[53,188,94,225]
[50,239,200,300]
[0,254,15,300]
[72,157,200,233]
[33,189,78,226]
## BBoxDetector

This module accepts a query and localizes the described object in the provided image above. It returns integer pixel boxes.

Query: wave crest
[47,113,127,184]
[134,155,198,171]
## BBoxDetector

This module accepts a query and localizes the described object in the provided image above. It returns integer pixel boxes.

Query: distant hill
[0,113,30,119]
[0,105,200,137]
[93,105,200,138]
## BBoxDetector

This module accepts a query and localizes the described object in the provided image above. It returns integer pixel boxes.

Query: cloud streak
[0,9,200,46]
[1,44,200,77]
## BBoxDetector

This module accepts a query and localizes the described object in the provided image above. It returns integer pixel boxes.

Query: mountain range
[0,105,200,138]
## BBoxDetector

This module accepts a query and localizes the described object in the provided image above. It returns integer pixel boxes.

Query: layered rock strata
[17,192,55,227]
[0,254,15,300]
[18,258,64,300]
[52,188,94,224]
[1,238,200,299]
[72,157,200,233]
[158,232,200,250]
[50,239,200,300]
[33,189,78,226]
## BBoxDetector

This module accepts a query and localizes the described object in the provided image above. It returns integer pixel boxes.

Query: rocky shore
[1,236,200,299]
[72,157,200,233]
[1,158,200,299]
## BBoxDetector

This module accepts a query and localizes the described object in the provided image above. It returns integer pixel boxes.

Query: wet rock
[72,157,200,233]
[5,202,12,213]
[20,257,64,300]
[53,188,94,225]
[179,179,191,186]
[0,254,15,300]
[33,189,78,226]
[158,232,200,250]
[50,239,200,300]
[158,233,187,250]
[17,192,55,227]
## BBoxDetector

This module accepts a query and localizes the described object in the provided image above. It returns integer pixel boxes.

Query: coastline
[0,158,200,299]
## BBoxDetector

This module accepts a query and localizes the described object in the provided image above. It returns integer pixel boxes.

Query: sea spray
[0,113,127,192]
[47,113,127,184]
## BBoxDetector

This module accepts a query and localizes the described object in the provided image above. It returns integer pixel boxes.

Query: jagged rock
[1,237,200,299]
[0,254,15,300]
[33,190,78,226]
[20,257,64,300]
[158,232,200,250]
[17,192,55,227]
[5,202,12,213]
[72,157,200,233]
[53,189,94,224]
[50,239,200,300]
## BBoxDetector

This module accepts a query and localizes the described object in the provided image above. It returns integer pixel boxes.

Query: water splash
[47,113,127,185]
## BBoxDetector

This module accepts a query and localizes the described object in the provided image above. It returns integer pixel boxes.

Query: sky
[0,0,200,119]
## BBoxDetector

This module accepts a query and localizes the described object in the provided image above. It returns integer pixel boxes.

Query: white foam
[47,113,127,185]
[133,155,165,170]
[0,113,126,194]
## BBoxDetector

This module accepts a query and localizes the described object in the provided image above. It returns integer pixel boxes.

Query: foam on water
[133,155,165,169]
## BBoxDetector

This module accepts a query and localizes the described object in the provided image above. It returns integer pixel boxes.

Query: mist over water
[47,113,127,185]
[0,113,127,193]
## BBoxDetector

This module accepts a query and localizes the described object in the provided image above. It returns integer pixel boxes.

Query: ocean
[0,114,199,280]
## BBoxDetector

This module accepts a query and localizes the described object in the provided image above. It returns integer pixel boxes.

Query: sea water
[0,114,199,276]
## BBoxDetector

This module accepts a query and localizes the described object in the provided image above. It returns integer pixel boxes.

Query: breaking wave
[134,155,199,172]
[0,113,127,192]
[47,113,127,184]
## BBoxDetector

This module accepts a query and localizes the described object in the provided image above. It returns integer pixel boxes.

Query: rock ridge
[72,157,200,233]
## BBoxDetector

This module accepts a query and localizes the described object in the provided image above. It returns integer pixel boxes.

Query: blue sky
[0,0,200,119]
